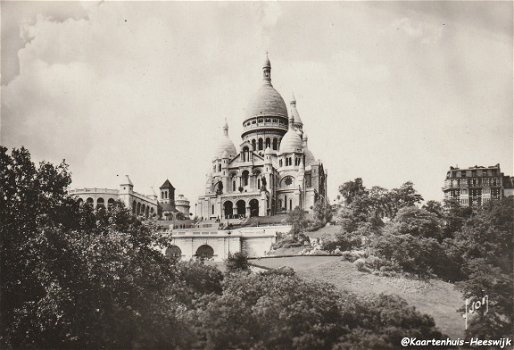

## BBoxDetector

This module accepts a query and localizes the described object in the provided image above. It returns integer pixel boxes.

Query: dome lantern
[263,52,271,85]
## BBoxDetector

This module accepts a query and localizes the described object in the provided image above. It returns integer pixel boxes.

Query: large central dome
[246,84,288,119]
[245,54,288,121]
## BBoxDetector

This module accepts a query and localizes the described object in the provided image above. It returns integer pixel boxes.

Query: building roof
[279,124,304,154]
[246,84,288,120]
[215,122,237,159]
[245,55,287,120]
[290,95,303,125]
[160,179,175,189]
[303,134,316,166]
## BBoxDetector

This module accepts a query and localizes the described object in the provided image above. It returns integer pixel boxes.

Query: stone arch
[96,197,105,209]
[132,200,137,214]
[265,137,271,149]
[107,198,115,209]
[224,201,233,219]
[281,176,295,187]
[77,198,84,206]
[145,206,149,217]
[214,181,223,195]
[166,245,182,259]
[258,138,263,150]
[249,199,259,217]
[137,202,141,215]
[236,200,246,217]
[251,139,256,151]
[86,197,94,206]
[195,245,214,260]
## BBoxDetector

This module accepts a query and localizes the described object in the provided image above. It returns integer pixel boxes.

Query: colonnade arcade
[223,198,259,219]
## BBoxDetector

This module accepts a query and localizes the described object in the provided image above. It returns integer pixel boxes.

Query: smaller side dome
[279,128,303,154]
[214,122,237,159]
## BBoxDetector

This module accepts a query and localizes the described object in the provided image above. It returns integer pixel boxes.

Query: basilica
[195,55,327,220]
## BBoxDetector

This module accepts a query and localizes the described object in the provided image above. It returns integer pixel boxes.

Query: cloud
[1,1,511,205]
[392,17,443,45]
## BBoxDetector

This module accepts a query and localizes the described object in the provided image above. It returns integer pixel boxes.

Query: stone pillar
[259,193,267,216]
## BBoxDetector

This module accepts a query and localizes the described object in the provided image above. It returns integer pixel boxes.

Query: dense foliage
[332,177,513,339]
[1,147,447,349]
[188,272,442,350]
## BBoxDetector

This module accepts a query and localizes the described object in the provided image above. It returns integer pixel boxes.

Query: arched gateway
[195,245,214,260]
[249,198,259,217]
[224,201,233,218]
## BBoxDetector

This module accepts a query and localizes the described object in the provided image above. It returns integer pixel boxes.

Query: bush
[372,233,445,278]
[354,258,370,272]
[225,252,249,272]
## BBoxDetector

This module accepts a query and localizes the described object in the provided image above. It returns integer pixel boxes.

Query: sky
[1,0,513,206]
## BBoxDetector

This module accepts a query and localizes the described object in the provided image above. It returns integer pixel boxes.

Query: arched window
[96,198,105,209]
[233,180,236,192]
[249,199,259,217]
[242,171,249,186]
[86,197,94,207]
[290,199,293,211]
[236,200,246,217]
[218,163,221,172]
[242,147,249,162]
[252,139,256,151]
[281,176,294,187]
[258,178,261,189]
[224,201,233,218]
[273,138,278,150]
[132,200,137,214]
[279,159,283,167]
[108,198,115,209]
[265,138,271,149]
[258,138,263,151]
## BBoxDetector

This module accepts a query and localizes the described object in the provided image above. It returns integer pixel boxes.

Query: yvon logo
[463,295,489,330]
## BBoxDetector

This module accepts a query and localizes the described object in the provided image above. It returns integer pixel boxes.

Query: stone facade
[70,175,190,219]
[69,175,159,217]
[442,164,514,206]
[195,55,327,221]
[163,223,291,261]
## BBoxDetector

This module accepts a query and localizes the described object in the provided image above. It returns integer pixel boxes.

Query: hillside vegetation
[252,256,464,338]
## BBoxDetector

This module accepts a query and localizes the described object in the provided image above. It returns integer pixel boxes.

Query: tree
[449,198,513,338]
[0,147,214,349]
[386,206,443,241]
[338,178,366,205]
[386,182,423,218]
[225,252,250,272]
[190,272,443,350]
[287,206,309,239]
[312,196,333,226]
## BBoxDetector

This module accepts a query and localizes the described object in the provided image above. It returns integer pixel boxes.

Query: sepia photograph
[1,0,513,349]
